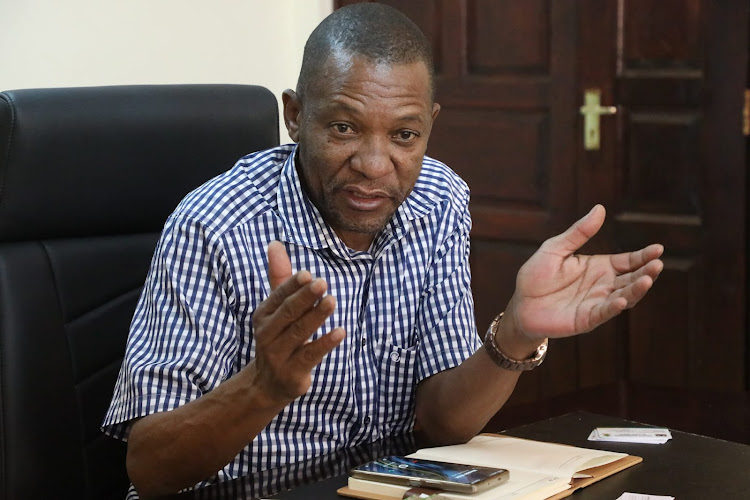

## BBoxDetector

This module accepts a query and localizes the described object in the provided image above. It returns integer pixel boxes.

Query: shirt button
[364,416,371,425]
[390,351,400,362]
[361,338,366,347]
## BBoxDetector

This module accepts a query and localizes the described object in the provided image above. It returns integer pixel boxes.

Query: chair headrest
[0,84,279,242]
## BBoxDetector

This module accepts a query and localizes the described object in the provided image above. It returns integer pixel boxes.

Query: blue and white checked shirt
[102,144,480,492]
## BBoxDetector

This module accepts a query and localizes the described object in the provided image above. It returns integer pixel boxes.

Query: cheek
[319,142,355,173]
[300,141,352,187]
[396,152,425,185]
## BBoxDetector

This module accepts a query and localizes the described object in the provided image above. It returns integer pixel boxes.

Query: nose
[349,136,394,179]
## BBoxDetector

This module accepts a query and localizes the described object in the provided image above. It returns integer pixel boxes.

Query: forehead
[306,52,433,110]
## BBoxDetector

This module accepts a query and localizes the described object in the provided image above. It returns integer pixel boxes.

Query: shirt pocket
[376,342,418,431]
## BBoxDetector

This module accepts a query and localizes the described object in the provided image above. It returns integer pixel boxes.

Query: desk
[174,412,750,500]
[498,412,750,499]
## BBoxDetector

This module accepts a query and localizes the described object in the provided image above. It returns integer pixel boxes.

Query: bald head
[296,3,435,103]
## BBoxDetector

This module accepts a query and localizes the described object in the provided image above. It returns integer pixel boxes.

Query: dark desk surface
[176,411,750,500]
[498,412,750,499]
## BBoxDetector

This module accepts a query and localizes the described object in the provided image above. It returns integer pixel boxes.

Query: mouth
[343,187,391,211]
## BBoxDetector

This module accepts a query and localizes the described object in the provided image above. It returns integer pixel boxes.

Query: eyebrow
[322,100,428,125]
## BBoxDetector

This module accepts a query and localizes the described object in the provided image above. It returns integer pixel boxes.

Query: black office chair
[0,84,279,500]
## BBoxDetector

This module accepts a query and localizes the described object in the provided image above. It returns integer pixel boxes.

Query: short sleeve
[416,196,480,382]
[102,213,240,440]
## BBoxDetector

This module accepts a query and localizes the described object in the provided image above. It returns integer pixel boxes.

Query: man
[103,4,663,498]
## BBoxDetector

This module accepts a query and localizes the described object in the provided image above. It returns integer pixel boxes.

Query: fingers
[254,326,345,403]
[612,256,664,290]
[604,273,655,317]
[270,279,336,351]
[588,297,628,330]
[601,254,662,318]
[257,242,340,356]
[255,275,333,344]
[586,274,654,329]
[263,241,336,340]
[262,240,314,315]
[543,205,606,256]
[616,274,655,308]
[609,243,665,274]
[258,269,313,318]
[268,241,293,291]
[293,327,346,371]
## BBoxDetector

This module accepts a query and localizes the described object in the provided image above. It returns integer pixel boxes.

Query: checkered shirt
[102,144,480,493]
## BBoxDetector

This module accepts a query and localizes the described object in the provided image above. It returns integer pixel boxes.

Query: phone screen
[351,455,509,492]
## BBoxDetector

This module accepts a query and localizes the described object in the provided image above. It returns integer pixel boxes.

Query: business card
[588,427,672,444]
[616,493,674,500]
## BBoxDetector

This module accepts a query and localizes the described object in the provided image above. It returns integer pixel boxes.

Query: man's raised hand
[251,241,345,406]
[508,205,664,341]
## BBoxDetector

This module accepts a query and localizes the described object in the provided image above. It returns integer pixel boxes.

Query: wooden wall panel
[624,112,701,214]
[467,0,549,74]
[628,258,698,386]
[577,322,620,387]
[427,109,549,206]
[623,0,703,68]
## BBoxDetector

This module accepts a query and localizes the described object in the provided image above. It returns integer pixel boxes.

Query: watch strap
[483,312,548,371]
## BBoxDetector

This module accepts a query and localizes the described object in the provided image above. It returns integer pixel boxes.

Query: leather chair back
[0,84,279,500]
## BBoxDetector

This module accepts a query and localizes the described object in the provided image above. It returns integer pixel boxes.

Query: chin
[341,223,386,236]
[331,208,393,234]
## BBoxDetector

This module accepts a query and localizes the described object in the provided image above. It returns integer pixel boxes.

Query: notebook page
[409,435,627,479]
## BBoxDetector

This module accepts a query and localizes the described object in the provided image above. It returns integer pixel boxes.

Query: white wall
[0,0,333,142]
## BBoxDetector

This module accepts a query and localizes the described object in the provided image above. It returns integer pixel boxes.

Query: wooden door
[577,0,747,394]
[334,0,747,426]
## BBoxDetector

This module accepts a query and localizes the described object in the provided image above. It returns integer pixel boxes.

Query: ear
[282,89,302,142]
[431,102,441,121]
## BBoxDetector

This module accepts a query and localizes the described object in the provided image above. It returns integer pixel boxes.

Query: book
[338,433,642,500]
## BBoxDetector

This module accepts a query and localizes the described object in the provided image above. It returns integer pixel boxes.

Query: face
[283,53,440,251]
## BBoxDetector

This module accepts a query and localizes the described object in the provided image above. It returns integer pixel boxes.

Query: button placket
[355,258,374,355]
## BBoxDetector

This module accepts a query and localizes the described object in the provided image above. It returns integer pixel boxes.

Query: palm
[510,206,664,339]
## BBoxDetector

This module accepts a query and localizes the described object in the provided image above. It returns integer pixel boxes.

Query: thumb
[546,204,606,256]
[267,241,293,290]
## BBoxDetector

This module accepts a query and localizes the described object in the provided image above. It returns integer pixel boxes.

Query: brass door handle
[579,89,617,150]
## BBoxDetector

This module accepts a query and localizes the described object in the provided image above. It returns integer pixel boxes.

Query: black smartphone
[350,455,510,494]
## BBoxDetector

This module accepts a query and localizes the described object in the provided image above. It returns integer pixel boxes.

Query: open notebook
[338,433,642,500]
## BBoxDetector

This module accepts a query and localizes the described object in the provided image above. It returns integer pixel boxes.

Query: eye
[394,130,419,142]
[332,123,354,134]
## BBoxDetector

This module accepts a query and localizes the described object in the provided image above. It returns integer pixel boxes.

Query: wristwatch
[483,312,548,371]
